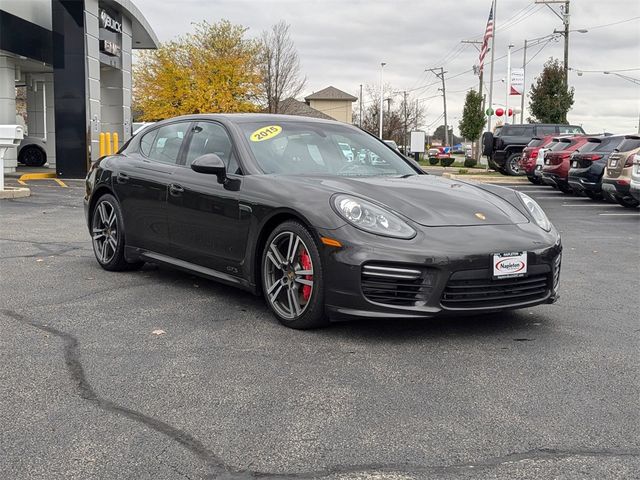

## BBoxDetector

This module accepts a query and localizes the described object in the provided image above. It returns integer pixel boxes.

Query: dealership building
[0,0,157,177]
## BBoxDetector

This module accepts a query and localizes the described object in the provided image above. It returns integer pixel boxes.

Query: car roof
[152,113,346,127]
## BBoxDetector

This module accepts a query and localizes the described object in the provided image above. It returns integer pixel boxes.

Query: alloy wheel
[510,155,522,174]
[263,231,314,320]
[91,200,119,264]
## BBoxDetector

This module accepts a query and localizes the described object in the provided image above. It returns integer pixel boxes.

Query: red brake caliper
[299,249,312,301]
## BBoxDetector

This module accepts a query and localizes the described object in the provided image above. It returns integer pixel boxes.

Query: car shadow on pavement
[142,263,546,342]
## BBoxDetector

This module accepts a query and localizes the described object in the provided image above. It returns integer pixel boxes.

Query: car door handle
[116,172,129,184]
[169,183,184,196]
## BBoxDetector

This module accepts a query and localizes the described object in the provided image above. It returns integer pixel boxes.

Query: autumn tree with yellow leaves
[133,20,262,120]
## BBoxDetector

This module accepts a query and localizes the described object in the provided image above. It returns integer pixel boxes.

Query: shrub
[440,157,455,167]
[428,156,440,165]
[458,168,468,174]
[464,158,478,168]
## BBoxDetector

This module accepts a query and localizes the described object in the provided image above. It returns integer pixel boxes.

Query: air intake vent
[362,264,434,307]
[441,273,551,309]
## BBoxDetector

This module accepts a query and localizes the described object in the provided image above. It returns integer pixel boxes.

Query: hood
[274,174,529,227]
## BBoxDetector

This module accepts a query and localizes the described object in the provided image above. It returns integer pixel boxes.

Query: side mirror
[191,154,226,184]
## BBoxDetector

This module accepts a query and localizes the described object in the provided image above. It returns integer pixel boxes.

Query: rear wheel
[558,183,573,194]
[615,196,640,208]
[91,194,144,271]
[262,221,327,329]
[19,146,46,167]
[585,190,603,201]
[527,176,541,185]
[505,153,524,176]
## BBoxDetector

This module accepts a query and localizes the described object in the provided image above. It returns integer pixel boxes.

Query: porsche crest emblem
[475,212,486,220]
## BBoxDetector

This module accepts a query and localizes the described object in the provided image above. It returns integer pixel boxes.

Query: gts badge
[226,266,239,274]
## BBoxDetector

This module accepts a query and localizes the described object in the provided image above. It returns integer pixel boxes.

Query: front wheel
[91,194,144,271]
[262,221,327,329]
[527,176,541,185]
[505,153,524,176]
[19,146,46,167]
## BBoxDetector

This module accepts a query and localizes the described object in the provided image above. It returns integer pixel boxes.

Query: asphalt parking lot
[1,178,638,480]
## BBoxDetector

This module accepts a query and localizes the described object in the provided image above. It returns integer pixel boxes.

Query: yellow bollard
[99,132,105,157]
[105,132,112,155]
[113,132,119,153]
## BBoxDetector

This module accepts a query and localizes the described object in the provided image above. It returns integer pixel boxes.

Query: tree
[528,58,574,123]
[133,20,262,120]
[433,125,461,145]
[354,84,425,147]
[259,21,306,113]
[458,90,485,141]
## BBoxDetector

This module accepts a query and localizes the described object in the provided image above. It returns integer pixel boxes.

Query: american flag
[478,2,494,74]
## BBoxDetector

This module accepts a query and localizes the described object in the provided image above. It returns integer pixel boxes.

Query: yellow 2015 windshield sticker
[250,125,282,142]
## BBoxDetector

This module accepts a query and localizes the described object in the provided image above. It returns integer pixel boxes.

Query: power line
[580,15,640,31]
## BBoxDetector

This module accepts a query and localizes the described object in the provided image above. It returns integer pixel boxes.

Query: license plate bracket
[492,252,528,279]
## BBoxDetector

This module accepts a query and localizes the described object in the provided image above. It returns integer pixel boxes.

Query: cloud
[134,0,640,134]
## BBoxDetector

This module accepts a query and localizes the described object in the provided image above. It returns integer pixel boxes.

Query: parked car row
[521,133,640,208]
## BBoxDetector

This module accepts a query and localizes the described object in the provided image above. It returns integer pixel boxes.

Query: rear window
[597,137,624,153]
[578,141,602,153]
[616,138,640,152]
[544,141,558,150]
[550,140,571,151]
[527,138,545,147]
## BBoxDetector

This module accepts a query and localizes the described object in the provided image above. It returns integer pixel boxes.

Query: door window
[144,123,190,164]
[186,122,240,174]
[536,126,556,135]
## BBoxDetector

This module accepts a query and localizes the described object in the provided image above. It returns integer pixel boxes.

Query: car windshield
[241,121,417,177]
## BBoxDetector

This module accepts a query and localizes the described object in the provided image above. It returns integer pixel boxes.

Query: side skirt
[125,246,258,294]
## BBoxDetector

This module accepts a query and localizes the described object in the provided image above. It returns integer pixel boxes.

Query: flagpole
[487,0,497,132]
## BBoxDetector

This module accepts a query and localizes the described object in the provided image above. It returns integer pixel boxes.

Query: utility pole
[427,67,448,146]
[487,0,497,132]
[359,84,363,128]
[535,0,571,86]
[403,91,408,152]
[378,62,386,139]
[564,1,570,86]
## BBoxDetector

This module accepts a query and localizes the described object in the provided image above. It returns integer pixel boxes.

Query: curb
[442,172,529,183]
[0,187,31,199]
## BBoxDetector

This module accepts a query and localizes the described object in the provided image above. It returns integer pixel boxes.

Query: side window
[186,122,240,174]
[146,123,190,164]
[140,129,157,156]
[522,126,535,136]
[536,126,556,136]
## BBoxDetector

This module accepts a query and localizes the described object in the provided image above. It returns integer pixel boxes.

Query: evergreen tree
[528,58,574,123]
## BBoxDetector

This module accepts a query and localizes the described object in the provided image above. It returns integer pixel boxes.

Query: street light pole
[520,39,527,124]
[378,62,386,138]
[505,44,513,125]
[563,1,570,86]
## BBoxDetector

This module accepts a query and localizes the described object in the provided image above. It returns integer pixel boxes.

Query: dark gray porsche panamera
[85,114,562,329]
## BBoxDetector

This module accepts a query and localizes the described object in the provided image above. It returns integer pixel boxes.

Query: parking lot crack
[4,306,638,479]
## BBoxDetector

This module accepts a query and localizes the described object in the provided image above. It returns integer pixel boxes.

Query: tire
[19,146,46,167]
[261,221,327,329]
[615,196,640,208]
[505,152,524,176]
[90,193,144,271]
[558,183,573,194]
[585,190,603,201]
[527,176,541,185]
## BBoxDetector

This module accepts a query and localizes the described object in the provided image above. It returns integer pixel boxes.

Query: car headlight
[332,194,416,239]
[517,191,552,232]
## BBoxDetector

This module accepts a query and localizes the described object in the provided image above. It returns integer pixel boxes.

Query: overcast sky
[134,0,640,135]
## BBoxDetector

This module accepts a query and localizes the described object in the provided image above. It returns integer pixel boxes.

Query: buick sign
[100,10,122,33]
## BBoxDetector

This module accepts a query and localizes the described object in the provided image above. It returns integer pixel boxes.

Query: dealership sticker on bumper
[493,252,527,279]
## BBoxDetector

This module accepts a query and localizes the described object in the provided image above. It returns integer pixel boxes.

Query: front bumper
[319,222,562,321]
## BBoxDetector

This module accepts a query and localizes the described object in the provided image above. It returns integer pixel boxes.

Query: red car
[541,135,588,193]
[522,135,556,184]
